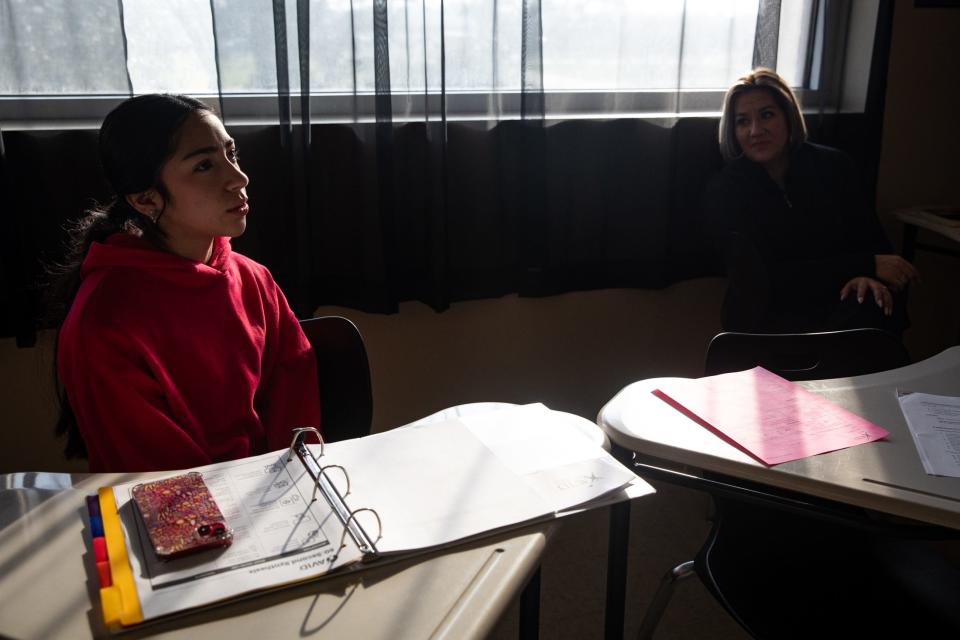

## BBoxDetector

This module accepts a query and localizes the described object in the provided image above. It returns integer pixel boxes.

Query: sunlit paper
[655,367,889,466]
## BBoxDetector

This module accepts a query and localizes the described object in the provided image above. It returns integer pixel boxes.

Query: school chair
[704,327,911,380]
[299,316,373,443]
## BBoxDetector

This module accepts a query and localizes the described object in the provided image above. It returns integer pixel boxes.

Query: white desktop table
[598,346,960,530]
[0,470,552,640]
[893,208,960,263]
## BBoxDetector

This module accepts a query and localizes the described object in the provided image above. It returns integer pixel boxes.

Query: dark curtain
[223,116,727,319]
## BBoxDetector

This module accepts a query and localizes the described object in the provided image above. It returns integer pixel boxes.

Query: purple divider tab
[86,494,101,518]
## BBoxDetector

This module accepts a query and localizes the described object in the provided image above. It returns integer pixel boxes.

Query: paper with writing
[898,391,960,477]
[112,452,364,621]
[458,403,642,511]
[654,367,889,465]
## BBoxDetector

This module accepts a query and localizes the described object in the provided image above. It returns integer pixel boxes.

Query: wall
[877,1,960,213]
[878,0,960,361]
[318,282,726,435]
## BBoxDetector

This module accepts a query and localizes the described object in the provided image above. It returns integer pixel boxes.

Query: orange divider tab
[96,560,112,588]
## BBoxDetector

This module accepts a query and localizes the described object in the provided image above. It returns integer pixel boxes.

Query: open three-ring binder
[92,404,649,630]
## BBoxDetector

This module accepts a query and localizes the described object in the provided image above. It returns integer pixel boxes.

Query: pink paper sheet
[654,367,889,465]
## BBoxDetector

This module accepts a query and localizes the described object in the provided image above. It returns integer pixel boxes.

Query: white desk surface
[893,208,960,244]
[598,346,960,530]
[0,472,551,640]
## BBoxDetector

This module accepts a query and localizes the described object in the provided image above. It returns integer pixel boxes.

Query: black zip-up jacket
[704,142,893,330]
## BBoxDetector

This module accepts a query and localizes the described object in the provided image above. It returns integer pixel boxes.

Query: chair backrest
[299,316,373,442]
[704,328,911,381]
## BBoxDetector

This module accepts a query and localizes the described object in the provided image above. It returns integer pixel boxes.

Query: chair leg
[605,499,631,640]
[636,560,696,640]
[518,567,541,640]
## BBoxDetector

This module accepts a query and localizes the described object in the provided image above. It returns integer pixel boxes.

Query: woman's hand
[841,276,893,316]
[875,254,921,291]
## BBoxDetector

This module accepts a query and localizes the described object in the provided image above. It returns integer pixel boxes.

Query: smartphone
[131,472,233,560]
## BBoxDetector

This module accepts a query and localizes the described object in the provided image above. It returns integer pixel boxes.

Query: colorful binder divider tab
[86,489,143,627]
[85,495,109,588]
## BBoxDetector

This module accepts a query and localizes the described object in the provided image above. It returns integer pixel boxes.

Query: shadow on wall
[316,282,727,435]
[0,330,87,473]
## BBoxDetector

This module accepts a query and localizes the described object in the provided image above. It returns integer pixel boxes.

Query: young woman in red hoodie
[53,94,322,472]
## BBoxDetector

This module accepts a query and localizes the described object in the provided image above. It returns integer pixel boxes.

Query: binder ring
[287,428,380,557]
[338,507,383,554]
[288,427,324,462]
[312,464,350,502]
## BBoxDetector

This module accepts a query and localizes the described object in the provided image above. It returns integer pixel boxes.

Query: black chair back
[299,316,373,442]
[705,328,911,381]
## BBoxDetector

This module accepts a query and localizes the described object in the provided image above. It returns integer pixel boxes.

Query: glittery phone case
[131,472,233,560]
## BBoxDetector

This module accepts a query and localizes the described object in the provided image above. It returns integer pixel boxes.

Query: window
[0,0,875,126]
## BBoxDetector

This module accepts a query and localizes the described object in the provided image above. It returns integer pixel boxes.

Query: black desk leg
[519,567,541,640]
[605,499,631,640]
[902,223,918,263]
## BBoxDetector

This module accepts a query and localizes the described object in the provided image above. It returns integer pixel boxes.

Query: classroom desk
[597,345,960,530]
[893,208,960,344]
[0,471,552,640]
[893,208,960,263]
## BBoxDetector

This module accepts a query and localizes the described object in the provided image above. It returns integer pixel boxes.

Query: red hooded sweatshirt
[58,234,322,472]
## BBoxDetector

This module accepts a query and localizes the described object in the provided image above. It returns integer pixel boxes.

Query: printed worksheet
[898,391,960,477]
[113,452,363,620]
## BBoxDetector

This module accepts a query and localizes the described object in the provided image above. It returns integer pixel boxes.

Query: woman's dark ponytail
[46,199,154,323]
[50,94,213,460]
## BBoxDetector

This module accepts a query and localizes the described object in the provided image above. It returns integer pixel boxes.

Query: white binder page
[460,403,645,511]
[321,420,554,554]
[898,391,960,478]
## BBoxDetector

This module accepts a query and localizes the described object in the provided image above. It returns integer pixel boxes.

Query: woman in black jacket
[705,68,919,333]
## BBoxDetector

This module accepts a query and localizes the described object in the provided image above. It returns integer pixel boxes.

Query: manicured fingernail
[858,296,863,303]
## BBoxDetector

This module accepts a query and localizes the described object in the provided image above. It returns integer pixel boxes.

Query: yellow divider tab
[98,487,143,627]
